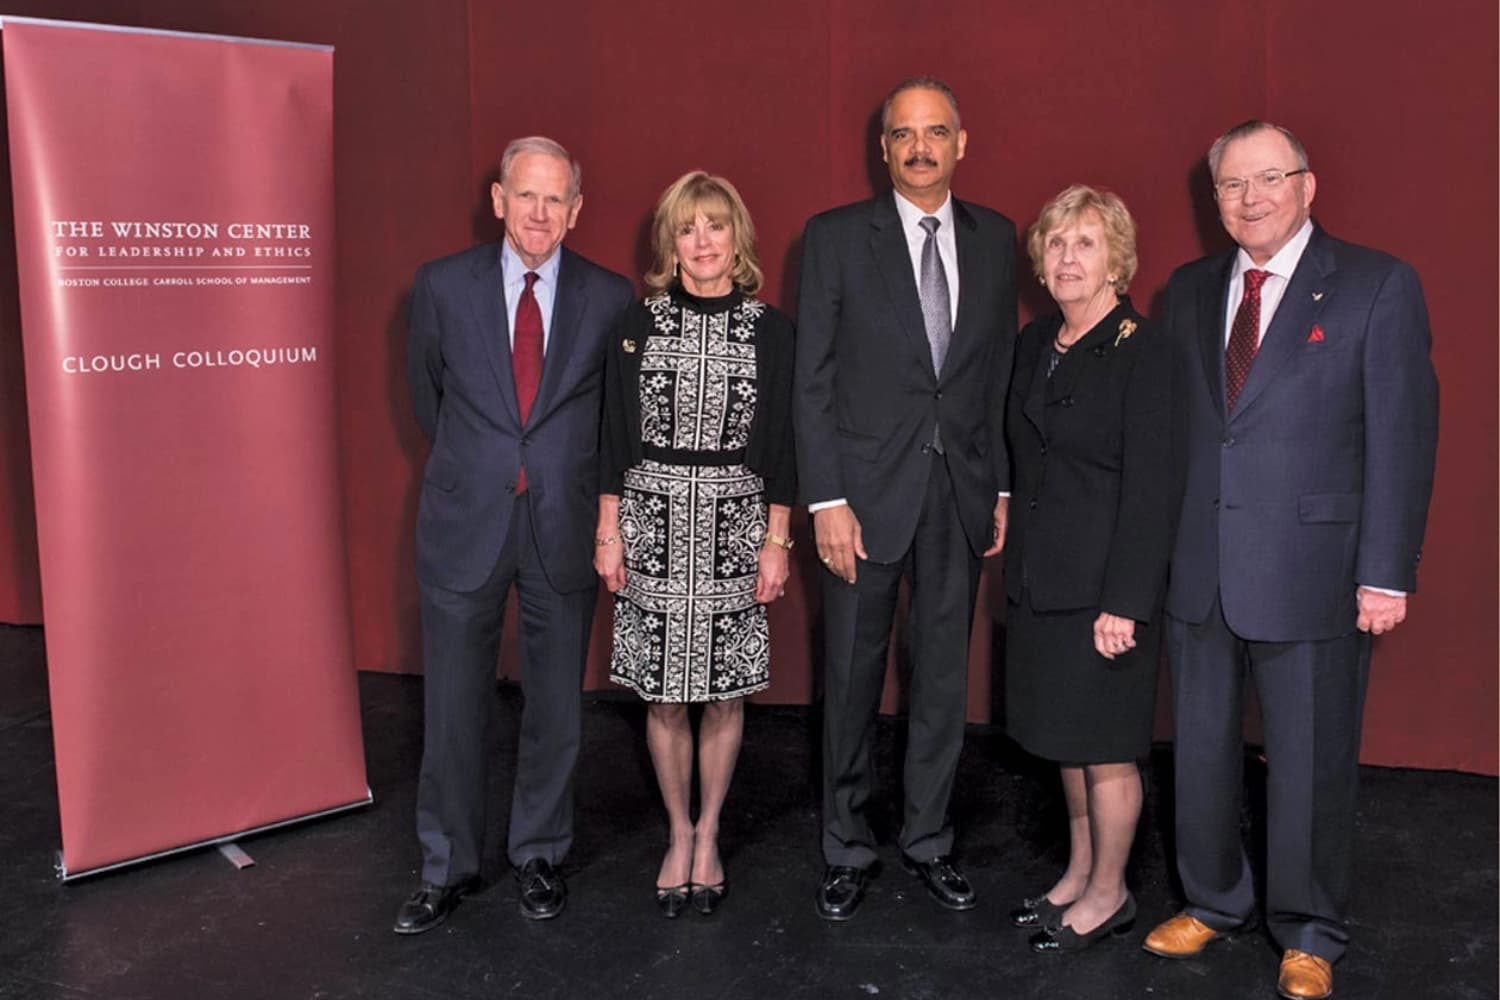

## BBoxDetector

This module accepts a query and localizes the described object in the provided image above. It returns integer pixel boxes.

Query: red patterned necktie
[512,270,543,494]
[1225,268,1269,411]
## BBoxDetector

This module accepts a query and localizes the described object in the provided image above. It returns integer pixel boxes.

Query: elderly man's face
[881,88,966,210]
[491,152,581,269]
[1215,129,1316,266]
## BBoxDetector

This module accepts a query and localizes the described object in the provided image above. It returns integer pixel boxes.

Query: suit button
[933,390,942,400]
[920,443,932,454]
[1092,346,1106,357]
[1061,396,1074,407]
[506,480,517,493]
[1027,499,1038,510]
[1222,436,1235,447]
[520,437,531,448]
[1039,444,1048,454]
[1212,498,1220,509]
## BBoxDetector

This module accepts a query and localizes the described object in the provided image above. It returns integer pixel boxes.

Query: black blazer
[408,242,633,593]
[599,287,797,506]
[1003,299,1175,621]
[794,191,1016,561]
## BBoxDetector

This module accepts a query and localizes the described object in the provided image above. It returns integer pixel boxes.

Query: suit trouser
[1167,594,1370,962]
[821,456,980,868]
[414,495,596,886]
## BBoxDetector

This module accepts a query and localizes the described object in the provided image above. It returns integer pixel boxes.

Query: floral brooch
[1114,318,1137,347]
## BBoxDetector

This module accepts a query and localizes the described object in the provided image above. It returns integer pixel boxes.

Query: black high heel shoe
[689,877,729,916]
[1029,893,1136,953]
[1010,893,1071,929]
[655,883,690,919]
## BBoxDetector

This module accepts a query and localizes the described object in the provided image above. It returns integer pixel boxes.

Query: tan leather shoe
[1141,913,1227,958]
[1278,949,1333,999]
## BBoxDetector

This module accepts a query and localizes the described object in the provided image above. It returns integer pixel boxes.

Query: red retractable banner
[2,18,369,878]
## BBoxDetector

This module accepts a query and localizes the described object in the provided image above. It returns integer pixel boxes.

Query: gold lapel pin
[622,339,636,353]
[1114,318,1137,347]
[1312,292,1324,301]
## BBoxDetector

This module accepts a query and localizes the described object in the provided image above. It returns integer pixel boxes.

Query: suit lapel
[869,193,934,375]
[1197,253,1234,418]
[946,199,983,381]
[1231,229,1336,418]
[1019,322,1050,439]
[467,243,521,426]
[531,248,588,424]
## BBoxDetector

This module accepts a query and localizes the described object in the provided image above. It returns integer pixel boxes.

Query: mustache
[903,155,939,168]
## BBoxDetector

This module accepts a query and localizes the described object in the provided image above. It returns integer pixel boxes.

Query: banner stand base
[56,788,374,882]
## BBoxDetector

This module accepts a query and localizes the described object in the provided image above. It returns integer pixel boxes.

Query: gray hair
[880,75,961,132]
[1207,120,1310,179]
[499,136,582,199]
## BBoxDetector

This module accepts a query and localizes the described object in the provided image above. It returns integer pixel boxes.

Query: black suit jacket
[1003,300,1175,620]
[1165,224,1439,640]
[794,191,1017,561]
[408,242,633,593]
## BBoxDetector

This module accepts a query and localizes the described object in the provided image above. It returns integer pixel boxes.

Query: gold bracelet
[764,532,794,551]
[595,535,620,546]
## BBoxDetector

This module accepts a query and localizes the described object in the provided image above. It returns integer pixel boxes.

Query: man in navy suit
[395,136,632,932]
[1143,121,1438,1000]
[795,77,1016,920]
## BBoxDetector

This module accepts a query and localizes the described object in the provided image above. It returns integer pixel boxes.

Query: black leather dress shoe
[816,865,868,921]
[393,877,478,935]
[900,853,976,911]
[1010,892,1070,928]
[514,858,566,920]
[1030,893,1136,953]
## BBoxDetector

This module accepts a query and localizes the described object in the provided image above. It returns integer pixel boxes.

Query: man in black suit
[1143,121,1438,1000]
[395,136,633,932]
[794,76,1017,920]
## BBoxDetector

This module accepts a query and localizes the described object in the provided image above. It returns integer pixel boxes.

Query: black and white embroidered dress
[609,287,775,702]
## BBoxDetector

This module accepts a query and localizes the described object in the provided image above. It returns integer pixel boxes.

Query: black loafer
[900,853,976,911]
[514,858,567,920]
[1011,892,1070,928]
[816,865,868,921]
[1031,893,1136,953]
[393,877,478,935]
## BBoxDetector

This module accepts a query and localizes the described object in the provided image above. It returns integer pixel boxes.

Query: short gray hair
[880,75,961,132]
[1207,120,1310,179]
[499,136,582,199]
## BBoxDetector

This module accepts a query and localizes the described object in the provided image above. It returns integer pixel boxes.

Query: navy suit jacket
[794,191,1017,561]
[408,242,633,593]
[1164,224,1438,641]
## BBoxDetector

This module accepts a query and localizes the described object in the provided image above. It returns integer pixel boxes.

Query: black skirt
[1004,591,1159,763]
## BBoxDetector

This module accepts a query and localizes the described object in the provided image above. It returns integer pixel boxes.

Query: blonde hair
[1026,184,1139,294]
[645,171,763,294]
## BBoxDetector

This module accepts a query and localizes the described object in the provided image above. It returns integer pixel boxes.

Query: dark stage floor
[0,623,1495,1000]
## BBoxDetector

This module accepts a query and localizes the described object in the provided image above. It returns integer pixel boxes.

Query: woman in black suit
[1002,186,1174,953]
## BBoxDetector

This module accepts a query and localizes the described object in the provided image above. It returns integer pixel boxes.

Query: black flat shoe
[656,883,690,919]
[514,858,567,920]
[816,865,869,921]
[690,879,728,916]
[1030,893,1136,953]
[1010,893,1071,929]
[899,853,976,911]
[393,877,479,935]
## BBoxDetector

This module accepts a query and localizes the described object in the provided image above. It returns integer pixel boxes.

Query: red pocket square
[1307,325,1325,343]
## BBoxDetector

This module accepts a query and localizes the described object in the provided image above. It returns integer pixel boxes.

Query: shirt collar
[500,239,563,287]
[892,189,954,233]
[1233,218,1314,282]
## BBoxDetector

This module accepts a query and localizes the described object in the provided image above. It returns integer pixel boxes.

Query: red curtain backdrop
[0,1,1493,774]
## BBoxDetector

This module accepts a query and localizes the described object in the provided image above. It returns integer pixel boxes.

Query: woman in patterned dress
[595,171,796,918]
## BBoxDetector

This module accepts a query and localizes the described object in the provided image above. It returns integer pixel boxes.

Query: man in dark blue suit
[795,77,1016,920]
[395,137,632,933]
[1144,121,1438,1000]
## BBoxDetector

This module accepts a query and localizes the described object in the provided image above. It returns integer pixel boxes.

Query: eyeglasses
[1213,168,1309,200]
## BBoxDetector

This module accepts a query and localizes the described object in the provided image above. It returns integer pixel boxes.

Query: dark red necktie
[512,271,543,494]
[1225,268,1269,411]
